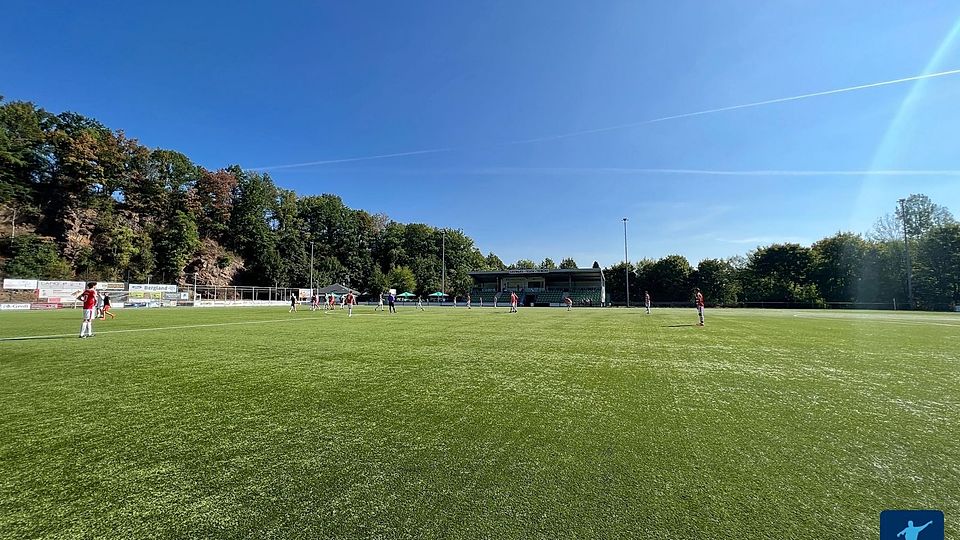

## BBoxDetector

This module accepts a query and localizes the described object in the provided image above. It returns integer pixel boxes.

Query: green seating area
[495,291,524,304]
[569,288,602,305]
[528,291,566,304]
[470,290,498,304]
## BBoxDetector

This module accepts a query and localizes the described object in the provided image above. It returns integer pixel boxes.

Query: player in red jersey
[76,282,98,338]
[694,288,705,326]
[509,291,518,313]
[345,292,356,317]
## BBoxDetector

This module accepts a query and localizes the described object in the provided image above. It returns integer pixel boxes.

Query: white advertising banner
[36,281,86,302]
[2,279,38,290]
[129,284,178,293]
[0,303,32,310]
[37,280,86,291]
[99,281,126,291]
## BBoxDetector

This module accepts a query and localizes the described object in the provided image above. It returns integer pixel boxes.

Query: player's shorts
[83,309,94,320]
[103,305,111,312]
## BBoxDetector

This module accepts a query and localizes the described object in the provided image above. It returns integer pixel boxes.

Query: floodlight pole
[898,198,914,309]
[310,241,315,294]
[442,229,446,295]
[623,218,630,307]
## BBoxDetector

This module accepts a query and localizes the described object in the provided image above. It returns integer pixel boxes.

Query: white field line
[0,313,382,342]
[790,312,960,327]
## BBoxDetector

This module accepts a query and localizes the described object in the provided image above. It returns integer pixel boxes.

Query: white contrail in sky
[247,68,960,171]
[247,148,453,171]
[502,68,960,145]
[467,167,960,177]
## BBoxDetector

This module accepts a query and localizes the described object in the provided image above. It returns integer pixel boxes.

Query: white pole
[623,217,630,308]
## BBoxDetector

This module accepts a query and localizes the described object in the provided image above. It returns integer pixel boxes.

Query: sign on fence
[2,279,38,290]
[99,282,126,290]
[129,283,177,293]
[129,284,178,293]
[0,303,31,310]
[37,280,86,290]
[35,281,86,303]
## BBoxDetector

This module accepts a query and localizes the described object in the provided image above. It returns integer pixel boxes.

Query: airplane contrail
[636,168,960,176]
[504,68,960,145]
[467,167,960,177]
[248,68,960,170]
[247,148,453,171]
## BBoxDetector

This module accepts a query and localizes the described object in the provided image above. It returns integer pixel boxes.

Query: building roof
[316,283,361,295]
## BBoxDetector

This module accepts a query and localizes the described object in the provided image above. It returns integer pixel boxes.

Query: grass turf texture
[1,306,958,539]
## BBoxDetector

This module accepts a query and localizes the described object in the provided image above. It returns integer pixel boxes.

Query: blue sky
[3,1,960,266]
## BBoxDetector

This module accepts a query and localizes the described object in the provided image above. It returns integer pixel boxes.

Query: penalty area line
[0,316,328,342]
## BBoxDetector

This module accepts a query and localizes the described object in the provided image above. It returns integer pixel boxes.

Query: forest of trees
[2,98,958,309]
[0,98,511,296]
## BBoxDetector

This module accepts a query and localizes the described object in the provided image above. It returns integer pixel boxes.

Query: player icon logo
[880,510,943,540]
[897,520,933,540]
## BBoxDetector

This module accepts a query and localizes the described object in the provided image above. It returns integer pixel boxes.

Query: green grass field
[1,305,958,539]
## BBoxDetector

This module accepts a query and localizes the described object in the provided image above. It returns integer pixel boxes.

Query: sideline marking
[0,315,357,342]
[790,312,960,327]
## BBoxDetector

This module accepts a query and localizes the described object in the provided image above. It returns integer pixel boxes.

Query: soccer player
[564,295,572,311]
[695,288,705,326]
[645,290,651,315]
[100,292,116,320]
[76,282,98,338]
[289,292,299,312]
[375,293,384,312]
[466,293,471,309]
[388,292,397,314]
[345,291,355,317]
[479,296,483,308]
[328,294,336,311]
[510,291,518,313]
[417,296,425,311]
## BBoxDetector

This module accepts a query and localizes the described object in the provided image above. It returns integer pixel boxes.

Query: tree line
[2,98,958,309]
[0,98,515,296]
[603,194,959,310]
